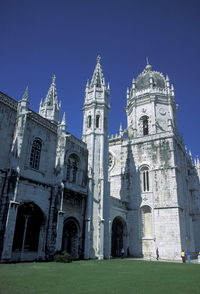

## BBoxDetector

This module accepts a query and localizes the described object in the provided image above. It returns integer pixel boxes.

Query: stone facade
[0,57,200,262]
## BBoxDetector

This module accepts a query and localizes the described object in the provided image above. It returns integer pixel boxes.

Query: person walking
[156,248,159,260]
[181,249,186,263]
[121,248,125,258]
[186,250,191,263]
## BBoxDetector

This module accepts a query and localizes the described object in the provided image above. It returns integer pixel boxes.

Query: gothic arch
[12,202,45,260]
[111,216,127,257]
[62,217,80,259]
[139,165,150,192]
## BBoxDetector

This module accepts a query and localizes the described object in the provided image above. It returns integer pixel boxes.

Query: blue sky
[0,0,200,158]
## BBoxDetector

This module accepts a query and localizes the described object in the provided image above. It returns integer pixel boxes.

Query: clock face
[159,108,166,115]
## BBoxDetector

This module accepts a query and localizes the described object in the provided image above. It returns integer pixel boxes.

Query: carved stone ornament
[159,108,166,115]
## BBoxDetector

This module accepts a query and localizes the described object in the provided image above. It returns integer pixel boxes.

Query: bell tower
[82,56,110,259]
[126,62,177,138]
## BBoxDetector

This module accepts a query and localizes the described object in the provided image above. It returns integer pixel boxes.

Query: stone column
[55,211,64,251]
[55,183,64,251]
[98,218,104,259]
[20,214,30,261]
[84,174,93,259]
[1,201,19,262]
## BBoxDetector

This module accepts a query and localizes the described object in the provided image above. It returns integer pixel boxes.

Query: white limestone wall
[17,181,50,214]
[154,208,182,260]
[109,134,188,259]
[20,116,57,184]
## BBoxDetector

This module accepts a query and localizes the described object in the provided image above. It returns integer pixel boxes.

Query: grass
[0,259,200,294]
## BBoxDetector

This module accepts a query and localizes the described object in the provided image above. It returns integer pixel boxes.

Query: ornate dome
[135,63,165,91]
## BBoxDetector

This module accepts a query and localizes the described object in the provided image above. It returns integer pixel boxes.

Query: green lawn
[0,259,199,294]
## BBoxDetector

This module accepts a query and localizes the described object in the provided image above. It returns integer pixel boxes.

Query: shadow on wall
[178,153,200,256]
[119,140,143,257]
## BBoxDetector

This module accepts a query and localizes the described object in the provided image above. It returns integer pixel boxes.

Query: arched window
[72,160,78,183]
[140,166,150,192]
[30,138,42,170]
[88,115,92,128]
[96,115,100,128]
[141,206,152,238]
[66,154,80,183]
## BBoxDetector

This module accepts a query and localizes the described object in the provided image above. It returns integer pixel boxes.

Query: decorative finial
[145,57,152,71]
[189,150,192,159]
[119,123,122,133]
[97,55,101,64]
[52,75,56,84]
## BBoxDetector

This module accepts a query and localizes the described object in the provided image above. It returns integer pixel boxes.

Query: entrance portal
[62,218,80,259]
[111,217,126,257]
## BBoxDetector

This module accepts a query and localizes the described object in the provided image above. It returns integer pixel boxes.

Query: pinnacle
[22,86,29,101]
[61,112,66,125]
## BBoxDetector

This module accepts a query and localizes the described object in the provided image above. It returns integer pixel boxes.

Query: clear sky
[0,0,200,158]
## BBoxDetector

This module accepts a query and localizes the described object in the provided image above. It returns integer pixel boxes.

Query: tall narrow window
[72,161,78,183]
[140,166,150,192]
[66,154,80,184]
[143,117,149,135]
[88,115,91,128]
[30,138,42,170]
[66,160,71,181]
[96,115,100,128]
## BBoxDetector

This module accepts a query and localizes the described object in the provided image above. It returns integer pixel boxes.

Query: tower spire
[39,75,61,123]
[44,75,58,106]
[90,55,105,88]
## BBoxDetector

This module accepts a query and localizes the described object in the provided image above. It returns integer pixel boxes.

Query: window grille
[30,138,42,170]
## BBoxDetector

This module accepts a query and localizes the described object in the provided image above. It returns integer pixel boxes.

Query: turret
[82,56,110,260]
